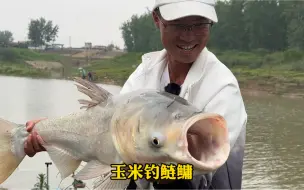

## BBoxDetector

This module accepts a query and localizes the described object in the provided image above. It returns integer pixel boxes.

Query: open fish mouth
[172,113,230,172]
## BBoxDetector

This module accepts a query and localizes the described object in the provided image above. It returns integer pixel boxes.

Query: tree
[32,173,48,190]
[106,43,115,51]
[242,0,287,51]
[0,30,13,47]
[282,1,304,49]
[28,17,59,47]
[120,11,163,52]
[209,0,249,50]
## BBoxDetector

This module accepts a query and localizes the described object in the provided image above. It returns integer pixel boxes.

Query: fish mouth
[172,113,230,173]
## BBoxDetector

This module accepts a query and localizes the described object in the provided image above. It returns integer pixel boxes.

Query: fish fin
[73,77,112,110]
[74,160,111,180]
[78,99,99,110]
[93,172,131,190]
[0,119,25,184]
[44,145,81,179]
[135,179,153,189]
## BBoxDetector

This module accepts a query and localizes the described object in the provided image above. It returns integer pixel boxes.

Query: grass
[213,48,304,95]
[0,47,68,78]
[74,48,304,96]
[0,47,63,62]
[1,47,303,96]
[0,62,50,77]
[70,52,144,85]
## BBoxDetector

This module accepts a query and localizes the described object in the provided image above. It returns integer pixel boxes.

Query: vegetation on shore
[0,47,72,78]
[70,52,143,85]
[74,48,304,96]
[1,46,303,97]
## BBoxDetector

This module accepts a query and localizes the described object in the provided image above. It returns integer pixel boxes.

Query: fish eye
[151,132,165,148]
[152,137,160,147]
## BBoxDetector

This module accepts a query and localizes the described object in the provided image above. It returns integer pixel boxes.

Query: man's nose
[179,30,196,42]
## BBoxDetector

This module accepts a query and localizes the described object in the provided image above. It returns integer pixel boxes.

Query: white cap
[153,0,218,23]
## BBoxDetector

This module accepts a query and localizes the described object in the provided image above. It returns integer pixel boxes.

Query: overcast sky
[0,0,155,48]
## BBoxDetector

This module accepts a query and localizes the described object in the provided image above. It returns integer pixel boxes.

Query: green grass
[213,48,304,94]
[0,62,50,77]
[0,47,64,63]
[72,52,143,85]
[75,48,304,95]
[213,48,304,71]
[1,47,303,95]
[0,47,66,78]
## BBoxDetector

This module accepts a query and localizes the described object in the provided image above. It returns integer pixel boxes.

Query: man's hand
[24,118,47,157]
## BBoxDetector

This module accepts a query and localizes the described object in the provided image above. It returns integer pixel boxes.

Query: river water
[0,76,303,189]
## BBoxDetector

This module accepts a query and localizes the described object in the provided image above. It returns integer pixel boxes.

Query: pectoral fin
[74,160,111,180]
[44,145,81,179]
[93,172,131,190]
[136,179,154,189]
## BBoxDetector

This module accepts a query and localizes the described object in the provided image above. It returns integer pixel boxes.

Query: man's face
[153,12,212,64]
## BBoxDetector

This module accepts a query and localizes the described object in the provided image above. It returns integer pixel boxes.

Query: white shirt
[120,47,247,151]
[160,62,170,90]
[119,48,248,188]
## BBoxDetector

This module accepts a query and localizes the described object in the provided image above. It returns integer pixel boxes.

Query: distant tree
[28,17,59,47]
[106,43,115,51]
[282,1,304,49]
[114,45,121,50]
[31,173,48,190]
[0,30,14,47]
[120,11,163,52]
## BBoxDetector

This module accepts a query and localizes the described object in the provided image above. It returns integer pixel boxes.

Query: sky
[0,0,155,49]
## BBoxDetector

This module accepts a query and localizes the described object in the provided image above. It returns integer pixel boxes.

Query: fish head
[167,112,230,173]
[111,91,230,173]
[135,111,230,174]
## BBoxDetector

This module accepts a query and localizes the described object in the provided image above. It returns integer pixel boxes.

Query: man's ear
[152,11,160,29]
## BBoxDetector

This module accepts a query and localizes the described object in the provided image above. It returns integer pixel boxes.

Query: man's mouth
[177,44,198,51]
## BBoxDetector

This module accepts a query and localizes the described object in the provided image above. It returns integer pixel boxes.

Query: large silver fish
[0,77,230,189]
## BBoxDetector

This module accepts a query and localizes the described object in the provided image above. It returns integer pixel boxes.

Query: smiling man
[120,0,248,189]
[24,0,247,189]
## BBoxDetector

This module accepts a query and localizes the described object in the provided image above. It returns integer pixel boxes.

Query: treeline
[0,17,59,48]
[120,0,304,52]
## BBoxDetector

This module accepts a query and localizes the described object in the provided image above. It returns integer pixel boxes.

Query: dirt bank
[239,80,304,99]
[25,61,63,70]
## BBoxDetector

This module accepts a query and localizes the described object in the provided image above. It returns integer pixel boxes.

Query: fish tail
[0,118,27,184]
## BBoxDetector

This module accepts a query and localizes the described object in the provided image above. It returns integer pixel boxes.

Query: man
[24,0,248,189]
[88,71,93,81]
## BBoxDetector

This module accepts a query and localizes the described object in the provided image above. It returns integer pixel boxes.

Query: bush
[218,51,262,68]
[0,48,20,62]
[290,60,304,71]
[0,47,64,63]
[216,48,304,70]
[283,48,303,62]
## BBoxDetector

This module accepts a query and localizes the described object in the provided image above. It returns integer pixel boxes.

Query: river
[0,76,303,189]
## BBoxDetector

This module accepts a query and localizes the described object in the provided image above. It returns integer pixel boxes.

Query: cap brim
[159,1,218,23]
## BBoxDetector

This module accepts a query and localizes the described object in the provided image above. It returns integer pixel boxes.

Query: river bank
[69,49,304,98]
[1,47,303,98]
